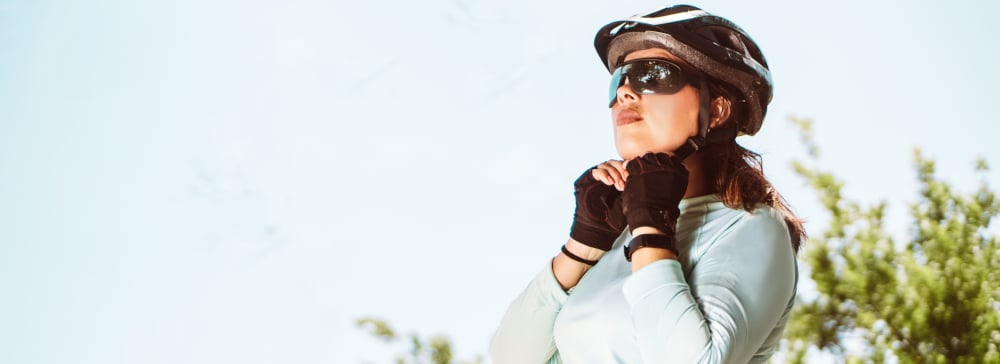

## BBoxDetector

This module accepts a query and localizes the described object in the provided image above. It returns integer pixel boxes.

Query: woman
[490,5,805,364]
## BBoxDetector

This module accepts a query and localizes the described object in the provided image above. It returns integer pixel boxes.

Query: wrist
[552,239,606,292]
[624,205,679,238]
[624,233,678,263]
[565,238,606,261]
[630,247,677,272]
[630,226,666,236]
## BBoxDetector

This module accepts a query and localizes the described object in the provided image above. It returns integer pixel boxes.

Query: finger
[606,159,629,181]
[595,163,622,181]
[595,163,624,186]
[590,168,615,186]
[599,161,627,191]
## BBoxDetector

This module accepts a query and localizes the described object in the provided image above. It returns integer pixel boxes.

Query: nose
[611,80,639,107]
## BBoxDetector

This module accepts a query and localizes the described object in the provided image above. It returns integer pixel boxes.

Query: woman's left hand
[622,152,689,236]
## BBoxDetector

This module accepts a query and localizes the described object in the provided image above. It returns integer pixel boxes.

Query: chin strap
[671,79,712,162]
[672,79,738,163]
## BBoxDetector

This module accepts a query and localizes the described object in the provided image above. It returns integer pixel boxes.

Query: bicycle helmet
[594,5,772,157]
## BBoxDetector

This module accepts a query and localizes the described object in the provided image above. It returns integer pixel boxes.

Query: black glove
[622,152,689,236]
[569,167,628,251]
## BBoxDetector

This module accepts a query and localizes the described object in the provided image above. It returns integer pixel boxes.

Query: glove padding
[623,152,690,235]
[569,167,627,251]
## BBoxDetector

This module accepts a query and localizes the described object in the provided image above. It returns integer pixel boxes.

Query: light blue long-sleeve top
[490,194,798,364]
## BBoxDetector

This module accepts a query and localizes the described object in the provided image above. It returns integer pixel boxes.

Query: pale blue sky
[1,0,998,363]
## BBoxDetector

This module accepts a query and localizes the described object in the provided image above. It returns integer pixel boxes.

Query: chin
[615,132,669,160]
[616,140,682,161]
[614,143,644,161]
[617,150,638,161]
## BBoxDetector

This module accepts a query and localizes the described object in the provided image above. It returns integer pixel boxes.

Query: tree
[355,317,482,364]
[782,117,1000,363]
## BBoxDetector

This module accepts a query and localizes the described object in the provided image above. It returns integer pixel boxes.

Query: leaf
[783,117,999,363]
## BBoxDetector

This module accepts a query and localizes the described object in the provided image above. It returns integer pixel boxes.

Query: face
[610,48,700,161]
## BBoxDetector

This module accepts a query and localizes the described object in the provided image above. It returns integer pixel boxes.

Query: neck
[682,151,714,198]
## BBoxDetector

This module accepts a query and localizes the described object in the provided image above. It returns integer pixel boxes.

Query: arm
[490,239,605,364]
[491,162,626,363]
[489,255,569,364]
[552,239,605,290]
[622,208,797,363]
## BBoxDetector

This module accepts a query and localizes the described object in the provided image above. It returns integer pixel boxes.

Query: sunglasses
[608,58,700,107]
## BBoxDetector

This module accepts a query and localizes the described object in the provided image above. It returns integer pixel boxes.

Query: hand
[591,159,629,192]
[569,161,629,251]
[622,152,689,236]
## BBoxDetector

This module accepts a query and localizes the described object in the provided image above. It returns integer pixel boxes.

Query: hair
[702,82,806,253]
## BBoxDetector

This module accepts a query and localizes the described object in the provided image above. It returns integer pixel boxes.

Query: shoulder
[691,203,798,297]
[679,195,796,262]
[733,204,790,236]
[706,203,794,257]
[724,204,791,246]
[684,195,789,238]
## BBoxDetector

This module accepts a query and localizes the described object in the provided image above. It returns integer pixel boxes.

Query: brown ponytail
[702,140,805,252]
[703,83,806,253]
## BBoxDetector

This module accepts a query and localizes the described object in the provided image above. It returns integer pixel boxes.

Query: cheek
[645,97,699,144]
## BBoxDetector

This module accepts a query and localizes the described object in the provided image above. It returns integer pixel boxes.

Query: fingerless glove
[569,167,628,251]
[622,152,689,236]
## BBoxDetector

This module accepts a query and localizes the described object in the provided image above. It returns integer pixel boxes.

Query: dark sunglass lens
[629,60,684,95]
[608,60,690,107]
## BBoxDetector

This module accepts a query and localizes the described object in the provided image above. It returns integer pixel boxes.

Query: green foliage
[783,117,1000,363]
[355,317,482,364]
[357,317,398,341]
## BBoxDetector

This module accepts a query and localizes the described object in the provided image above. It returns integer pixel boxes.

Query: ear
[709,96,732,129]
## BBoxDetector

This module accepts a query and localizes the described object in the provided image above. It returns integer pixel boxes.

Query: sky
[1,0,998,363]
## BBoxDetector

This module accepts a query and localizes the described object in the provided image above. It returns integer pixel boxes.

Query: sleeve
[621,208,797,364]
[489,261,567,364]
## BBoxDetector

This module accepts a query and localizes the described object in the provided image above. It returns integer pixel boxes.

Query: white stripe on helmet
[608,9,710,36]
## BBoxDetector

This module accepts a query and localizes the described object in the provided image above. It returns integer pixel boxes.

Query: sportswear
[490,194,798,364]
[570,166,628,251]
[622,152,689,242]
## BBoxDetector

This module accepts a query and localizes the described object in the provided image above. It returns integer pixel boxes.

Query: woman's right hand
[569,160,629,251]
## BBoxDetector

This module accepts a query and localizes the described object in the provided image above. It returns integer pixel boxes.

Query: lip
[615,109,642,126]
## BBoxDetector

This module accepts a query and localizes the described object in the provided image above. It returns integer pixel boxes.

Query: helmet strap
[672,79,712,162]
